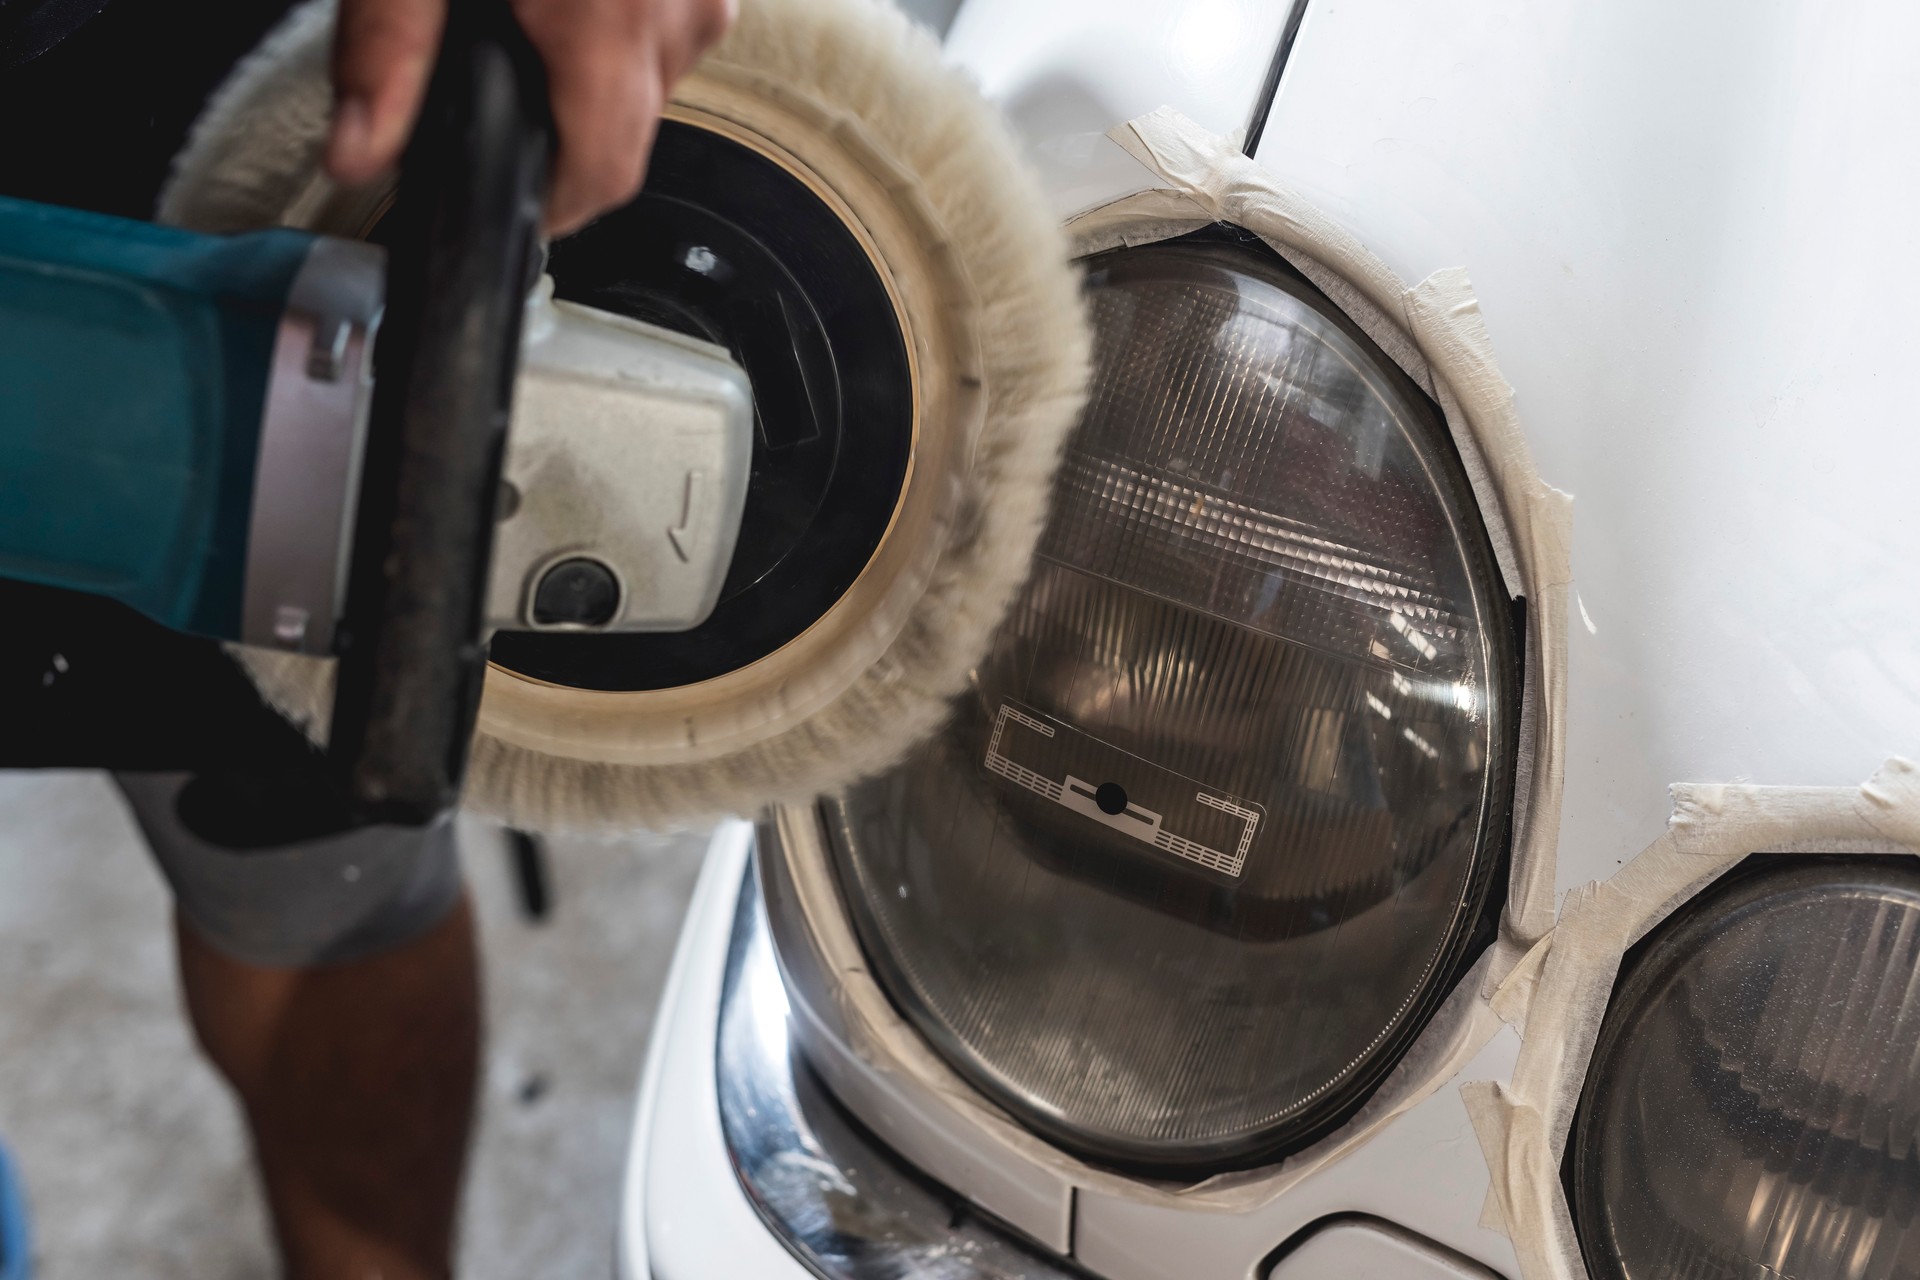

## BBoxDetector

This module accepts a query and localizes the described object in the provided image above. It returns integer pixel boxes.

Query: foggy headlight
[1572,858,1920,1280]
[823,233,1518,1171]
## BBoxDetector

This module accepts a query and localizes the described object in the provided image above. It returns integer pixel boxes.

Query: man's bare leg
[175,896,480,1280]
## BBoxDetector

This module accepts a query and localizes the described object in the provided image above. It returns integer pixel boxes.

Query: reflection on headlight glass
[1574,859,1920,1280]
[826,235,1515,1170]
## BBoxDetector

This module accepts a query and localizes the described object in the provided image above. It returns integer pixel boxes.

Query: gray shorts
[114,774,465,969]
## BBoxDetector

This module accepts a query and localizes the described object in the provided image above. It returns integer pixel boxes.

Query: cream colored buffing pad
[161,0,1089,831]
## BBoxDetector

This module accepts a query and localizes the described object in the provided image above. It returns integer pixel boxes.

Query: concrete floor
[0,770,708,1279]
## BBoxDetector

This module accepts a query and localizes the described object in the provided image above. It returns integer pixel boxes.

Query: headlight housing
[825,231,1518,1171]
[1571,856,1920,1280]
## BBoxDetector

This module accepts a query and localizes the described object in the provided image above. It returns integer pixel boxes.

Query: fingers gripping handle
[327,0,553,824]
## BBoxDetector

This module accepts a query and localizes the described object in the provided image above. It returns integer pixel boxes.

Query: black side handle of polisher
[326,0,553,825]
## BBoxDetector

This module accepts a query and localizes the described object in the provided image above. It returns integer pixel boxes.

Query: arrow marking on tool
[668,470,703,563]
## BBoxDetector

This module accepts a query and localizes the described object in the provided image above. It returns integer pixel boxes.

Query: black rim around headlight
[824,227,1520,1174]
[487,117,914,692]
[1571,855,1920,1280]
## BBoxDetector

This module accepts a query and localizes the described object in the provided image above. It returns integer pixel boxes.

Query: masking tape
[1462,756,1920,1280]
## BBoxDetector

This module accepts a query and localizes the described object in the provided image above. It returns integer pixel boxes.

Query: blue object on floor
[0,1139,29,1280]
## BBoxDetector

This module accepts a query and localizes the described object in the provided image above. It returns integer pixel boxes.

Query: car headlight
[822,231,1519,1171]
[1571,857,1920,1280]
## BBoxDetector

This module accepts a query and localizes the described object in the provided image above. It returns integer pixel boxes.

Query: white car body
[622,0,1920,1275]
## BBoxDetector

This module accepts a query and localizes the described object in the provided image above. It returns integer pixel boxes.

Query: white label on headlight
[983,702,1262,878]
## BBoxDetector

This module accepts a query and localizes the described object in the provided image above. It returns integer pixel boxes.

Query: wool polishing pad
[160,0,1089,832]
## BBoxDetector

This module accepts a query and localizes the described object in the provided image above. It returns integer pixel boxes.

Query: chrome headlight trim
[756,806,1084,1251]
[717,852,1089,1279]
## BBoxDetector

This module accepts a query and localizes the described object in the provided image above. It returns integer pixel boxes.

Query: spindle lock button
[532,557,621,628]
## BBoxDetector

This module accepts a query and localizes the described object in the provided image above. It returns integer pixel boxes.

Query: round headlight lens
[824,234,1517,1170]
[1573,858,1920,1280]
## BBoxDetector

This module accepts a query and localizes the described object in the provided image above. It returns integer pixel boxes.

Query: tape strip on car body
[1461,756,1920,1280]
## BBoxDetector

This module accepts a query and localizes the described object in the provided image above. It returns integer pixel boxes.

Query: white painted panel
[1272,1219,1504,1280]
[1073,1030,1523,1280]
[1259,0,1920,896]
[943,0,1295,216]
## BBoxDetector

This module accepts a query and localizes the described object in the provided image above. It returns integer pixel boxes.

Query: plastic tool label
[983,702,1263,878]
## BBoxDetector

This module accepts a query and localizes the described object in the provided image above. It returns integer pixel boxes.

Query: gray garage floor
[0,770,708,1279]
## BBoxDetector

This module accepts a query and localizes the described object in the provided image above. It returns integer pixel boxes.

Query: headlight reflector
[825,234,1517,1170]
[1572,858,1920,1280]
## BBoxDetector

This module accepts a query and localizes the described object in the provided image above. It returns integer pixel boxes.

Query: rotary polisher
[0,0,1088,833]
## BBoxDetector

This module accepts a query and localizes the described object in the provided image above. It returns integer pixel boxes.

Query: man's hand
[326,0,735,236]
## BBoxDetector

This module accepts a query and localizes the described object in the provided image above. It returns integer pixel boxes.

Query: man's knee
[113,773,464,969]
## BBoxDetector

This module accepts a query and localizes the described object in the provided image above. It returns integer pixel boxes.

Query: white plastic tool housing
[487,280,753,634]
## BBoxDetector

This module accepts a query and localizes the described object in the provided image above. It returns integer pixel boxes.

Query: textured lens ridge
[1049,276,1475,675]
[1059,455,1471,645]
[824,237,1513,1169]
[1691,896,1920,1159]
[1575,861,1920,1280]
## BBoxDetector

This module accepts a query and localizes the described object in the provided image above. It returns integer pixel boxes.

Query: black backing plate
[488,120,914,692]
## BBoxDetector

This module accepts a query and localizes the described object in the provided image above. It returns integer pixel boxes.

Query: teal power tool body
[0,3,753,827]
[0,200,371,644]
